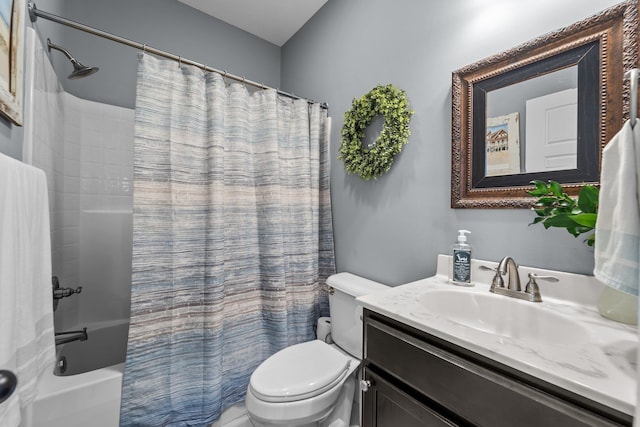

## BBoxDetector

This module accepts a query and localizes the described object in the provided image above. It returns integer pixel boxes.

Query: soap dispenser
[450,230,473,286]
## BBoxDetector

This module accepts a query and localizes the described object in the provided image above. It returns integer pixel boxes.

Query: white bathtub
[27,320,129,427]
[27,318,254,427]
[29,362,124,427]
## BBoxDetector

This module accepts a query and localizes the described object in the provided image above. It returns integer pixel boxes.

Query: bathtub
[28,319,129,427]
[28,318,253,427]
[29,362,124,427]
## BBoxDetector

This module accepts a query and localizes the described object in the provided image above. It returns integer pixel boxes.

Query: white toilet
[245,272,389,427]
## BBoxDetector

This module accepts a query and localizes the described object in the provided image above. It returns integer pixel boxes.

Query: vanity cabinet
[362,309,632,427]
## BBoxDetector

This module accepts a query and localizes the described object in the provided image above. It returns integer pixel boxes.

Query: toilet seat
[249,340,351,403]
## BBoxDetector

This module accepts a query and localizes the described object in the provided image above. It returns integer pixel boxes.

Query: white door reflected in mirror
[525,88,578,173]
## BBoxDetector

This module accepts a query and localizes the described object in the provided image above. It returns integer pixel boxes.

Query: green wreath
[338,84,414,180]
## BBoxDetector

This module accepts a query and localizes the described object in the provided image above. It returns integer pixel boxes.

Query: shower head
[47,38,99,80]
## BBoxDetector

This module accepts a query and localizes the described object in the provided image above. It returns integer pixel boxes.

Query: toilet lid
[249,340,351,403]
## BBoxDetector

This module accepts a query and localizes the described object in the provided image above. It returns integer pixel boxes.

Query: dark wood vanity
[362,309,633,427]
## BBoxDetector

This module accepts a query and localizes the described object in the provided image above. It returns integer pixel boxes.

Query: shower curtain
[120,54,335,426]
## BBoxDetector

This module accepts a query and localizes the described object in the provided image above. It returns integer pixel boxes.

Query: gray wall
[32,0,281,109]
[0,117,23,160]
[281,0,621,285]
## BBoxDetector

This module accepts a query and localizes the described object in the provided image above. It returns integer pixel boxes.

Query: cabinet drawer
[365,317,622,427]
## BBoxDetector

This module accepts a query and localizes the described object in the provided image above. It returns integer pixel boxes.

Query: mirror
[451,0,638,208]
[485,65,579,176]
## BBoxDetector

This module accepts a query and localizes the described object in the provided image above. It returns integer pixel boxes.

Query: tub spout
[55,327,88,345]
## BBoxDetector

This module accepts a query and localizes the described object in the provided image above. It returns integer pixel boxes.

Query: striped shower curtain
[119,54,335,426]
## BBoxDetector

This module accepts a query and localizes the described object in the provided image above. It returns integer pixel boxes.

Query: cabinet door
[362,369,458,427]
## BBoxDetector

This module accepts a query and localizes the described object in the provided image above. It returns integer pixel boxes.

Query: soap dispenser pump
[450,230,473,286]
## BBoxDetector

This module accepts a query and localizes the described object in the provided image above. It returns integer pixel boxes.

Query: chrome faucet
[481,256,558,302]
[496,256,521,291]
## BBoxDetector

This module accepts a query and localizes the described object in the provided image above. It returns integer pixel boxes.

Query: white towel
[0,153,55,427]
[594,119,640,296]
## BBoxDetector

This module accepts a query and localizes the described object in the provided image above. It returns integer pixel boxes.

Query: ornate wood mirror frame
[451,0,638,208]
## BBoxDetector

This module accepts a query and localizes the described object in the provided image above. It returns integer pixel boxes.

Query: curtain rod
[27,2,328,110]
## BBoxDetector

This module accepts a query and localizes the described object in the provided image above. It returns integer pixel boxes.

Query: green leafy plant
[528,180,599,246]
[338,84,414,180]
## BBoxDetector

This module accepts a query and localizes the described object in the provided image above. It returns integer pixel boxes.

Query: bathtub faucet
[52,276,82,311]
[55,327,88,345]
[52,276,82,299]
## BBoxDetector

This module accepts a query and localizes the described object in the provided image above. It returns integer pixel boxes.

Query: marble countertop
[356,256,638,416]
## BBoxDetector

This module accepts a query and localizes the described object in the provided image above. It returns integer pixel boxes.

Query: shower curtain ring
[178,56,182,68]
[142,43,147,54]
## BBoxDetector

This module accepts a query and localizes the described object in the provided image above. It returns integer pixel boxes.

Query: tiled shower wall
[25,28,134,331]
[63,95,134,328]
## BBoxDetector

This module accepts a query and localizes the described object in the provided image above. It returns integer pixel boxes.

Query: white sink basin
[416,289,590,346]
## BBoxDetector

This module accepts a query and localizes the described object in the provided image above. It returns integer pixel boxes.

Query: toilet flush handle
[322,286,335,295]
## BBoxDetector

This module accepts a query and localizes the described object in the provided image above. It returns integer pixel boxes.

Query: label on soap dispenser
[453,250,471,283]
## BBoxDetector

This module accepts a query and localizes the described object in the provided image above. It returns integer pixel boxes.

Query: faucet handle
[526,273,559,285]
[525,273,558,302]
[491,272,505,290]
[480,265,504,290]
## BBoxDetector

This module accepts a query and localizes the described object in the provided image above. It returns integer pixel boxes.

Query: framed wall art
[0,0,24,125]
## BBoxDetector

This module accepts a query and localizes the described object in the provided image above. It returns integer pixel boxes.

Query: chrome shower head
[47,38,99,80]
[68,59,99,79]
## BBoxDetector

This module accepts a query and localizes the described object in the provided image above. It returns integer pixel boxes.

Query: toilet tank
[326,272,390,359]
